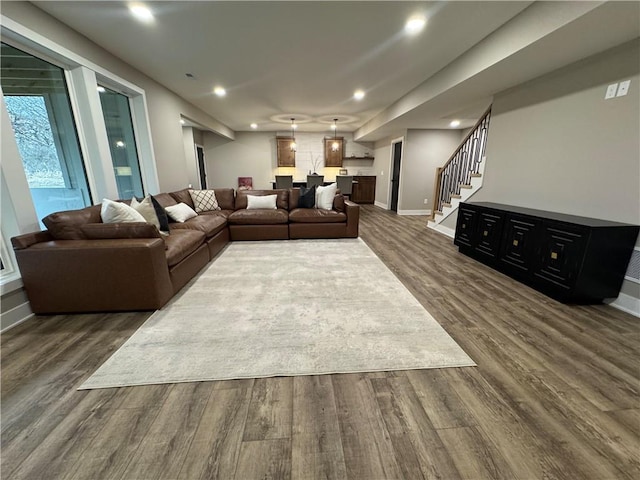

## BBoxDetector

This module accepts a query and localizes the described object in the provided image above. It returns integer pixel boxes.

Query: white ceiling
[31,1,640,139]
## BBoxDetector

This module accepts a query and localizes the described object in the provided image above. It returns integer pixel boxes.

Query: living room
[1,2,639,479]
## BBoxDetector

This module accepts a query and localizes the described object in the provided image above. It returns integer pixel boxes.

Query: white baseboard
[398,209,431,216]
[1,300,34,332]
[427,222,455,239]
[374,201,388,209]
[607,291,640,318]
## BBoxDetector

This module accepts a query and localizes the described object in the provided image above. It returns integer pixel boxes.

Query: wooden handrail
[440,105,492,174]
[430,105,492,219]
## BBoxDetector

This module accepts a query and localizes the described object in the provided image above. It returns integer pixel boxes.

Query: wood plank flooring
[2,205,639,480]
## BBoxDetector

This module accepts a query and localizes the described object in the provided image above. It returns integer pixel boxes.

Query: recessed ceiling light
[214,86,226,97]
[405,15,426,35]
[450,120,461,128]
[250,123,258,129]
[180,119,186,125]
[129,3,154,23]
[97,86,106,93]
[354,90,365,100]
[115,140,126,148]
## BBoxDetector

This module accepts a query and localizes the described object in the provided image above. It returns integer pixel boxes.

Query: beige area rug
[79,239,475,389]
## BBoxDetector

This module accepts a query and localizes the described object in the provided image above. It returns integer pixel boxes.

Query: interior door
[390,140,402,212]
[196,145,207,189]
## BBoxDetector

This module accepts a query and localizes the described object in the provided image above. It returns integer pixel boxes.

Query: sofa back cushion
[80,222,162,240]
[211,188,235,210]
[152,193,178,209]
[235,189,288,210]
[42,205,102,240]
[169,188,195,209]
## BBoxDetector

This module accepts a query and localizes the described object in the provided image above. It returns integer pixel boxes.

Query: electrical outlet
[605,83,618,99]
[423,198,428,205]
[380,171,384,176]
[617,80,631,97]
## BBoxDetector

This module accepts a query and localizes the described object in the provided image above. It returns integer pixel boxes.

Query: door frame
[388,136,404,211]
[194,143,207,189]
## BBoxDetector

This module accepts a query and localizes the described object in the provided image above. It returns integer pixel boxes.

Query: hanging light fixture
[331,118,339,152]
[290,118,297,152]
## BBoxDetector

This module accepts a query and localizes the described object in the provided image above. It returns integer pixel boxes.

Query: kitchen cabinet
[351,176,376,204]
[324,138,344,167]
[276,137,295,167]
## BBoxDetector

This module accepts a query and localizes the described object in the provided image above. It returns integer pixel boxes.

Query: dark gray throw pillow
[150,195,171,232]
[298,186,316,208]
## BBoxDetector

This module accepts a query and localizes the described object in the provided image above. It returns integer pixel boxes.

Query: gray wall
[402,130,463,212]
[467,40,640,299]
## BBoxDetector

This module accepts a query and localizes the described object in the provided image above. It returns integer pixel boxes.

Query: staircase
[427,106,491,236]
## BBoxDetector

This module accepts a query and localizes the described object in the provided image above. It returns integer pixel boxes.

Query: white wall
[203,131,375,190]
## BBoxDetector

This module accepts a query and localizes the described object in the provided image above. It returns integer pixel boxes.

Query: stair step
[451,194,462,199]
[442,203,452,208]
[435,210,443,215]
[471,173,482,178]
[460,184,473,189]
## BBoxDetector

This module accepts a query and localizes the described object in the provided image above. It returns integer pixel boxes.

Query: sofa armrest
[344,200,360,238]
[11,231,53,250]
[15,238,173,313]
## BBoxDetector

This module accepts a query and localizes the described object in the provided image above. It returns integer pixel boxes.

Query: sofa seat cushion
[199,209,234,219]
[170,215,227,238]
[227,209,289,225]
[163,229,206,266]
[289,208,347,223]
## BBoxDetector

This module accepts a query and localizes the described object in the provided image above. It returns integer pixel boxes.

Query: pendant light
[331,118,339,152]
[290,118,297,152]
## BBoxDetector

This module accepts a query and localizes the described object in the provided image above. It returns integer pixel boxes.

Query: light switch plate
[605,83,618,99]
[617,80,631,97]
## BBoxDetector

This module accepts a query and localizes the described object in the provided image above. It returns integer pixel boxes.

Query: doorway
[390,139,403,212]
[195,144,207,189]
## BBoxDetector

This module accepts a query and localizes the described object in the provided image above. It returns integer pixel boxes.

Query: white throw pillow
[315,183,337,210]
[130,196,160,230]
[101,198,146,223]
[189,189,220,213]
[165,202,198,222]
[246,194,277,210]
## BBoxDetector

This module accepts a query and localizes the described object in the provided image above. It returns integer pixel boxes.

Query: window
[1,43,91,226]
[98,85,144,199]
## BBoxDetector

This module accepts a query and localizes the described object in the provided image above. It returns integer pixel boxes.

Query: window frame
[0,15,159,290]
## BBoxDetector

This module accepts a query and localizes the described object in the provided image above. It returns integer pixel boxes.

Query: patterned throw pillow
[189,189,220,213]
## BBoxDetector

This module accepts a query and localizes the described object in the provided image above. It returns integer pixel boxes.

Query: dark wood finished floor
[2,205,639,480]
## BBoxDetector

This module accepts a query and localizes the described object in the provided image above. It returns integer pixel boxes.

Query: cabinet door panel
[474,211,503,259]
[454,207,478,248]
[277,138,295,167]
[351,176,375,204]
[533,224,588,290]
[499,215,537,273]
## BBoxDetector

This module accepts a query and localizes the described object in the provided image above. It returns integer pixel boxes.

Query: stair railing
[431,106,492,219]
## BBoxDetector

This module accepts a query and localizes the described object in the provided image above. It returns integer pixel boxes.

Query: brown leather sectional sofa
[11,188,359,314]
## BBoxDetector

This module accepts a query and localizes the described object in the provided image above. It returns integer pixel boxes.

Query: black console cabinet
[454,202,639,303]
